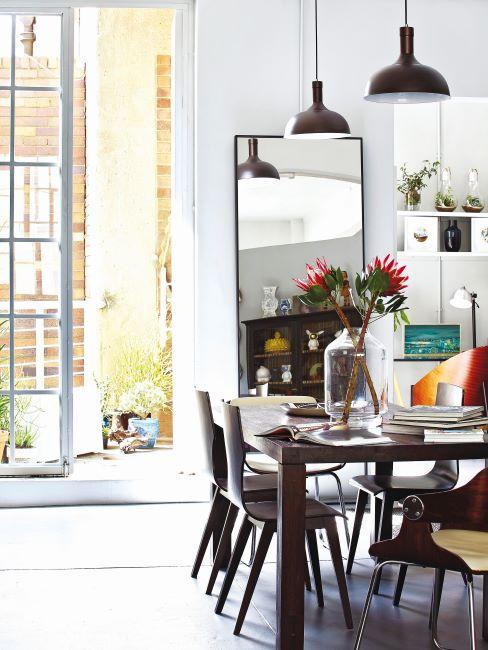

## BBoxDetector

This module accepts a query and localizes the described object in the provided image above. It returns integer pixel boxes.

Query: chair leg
[234,523,274,636]
[306,529,324,608]
[304,551,312,591]
[314,476,325,543]
[215,516,253,614]
[431,567,454,650]
[346,490,368,574]
[354,561,405,649]
[466,574,477,650]
[325,518,353,629]
[393,564,408,606]
[331,471,350,547]
[429,568,445,629]
[372,494,394,595]
[240,524,257,567]
[191,489,229,579]
[205,503,239,595]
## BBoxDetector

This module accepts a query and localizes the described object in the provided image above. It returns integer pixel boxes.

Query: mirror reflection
[236,136,364,397]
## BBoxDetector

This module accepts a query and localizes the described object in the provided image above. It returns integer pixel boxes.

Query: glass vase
[462,168,484,213]
[435,166,457,212]
[324,328,387,429]
[405,189,421,211]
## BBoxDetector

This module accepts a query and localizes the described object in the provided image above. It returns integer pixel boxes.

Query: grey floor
[0,501,486,649]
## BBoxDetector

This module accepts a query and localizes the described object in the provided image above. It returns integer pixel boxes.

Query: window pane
[14,241,59,309]
[15,15,60,88]
[0,241,9,313]
[0,15,11,82]
[0,90,10,162]
[0,318,9,387]
[15,90,59,162]
[14,316,59,390]
[14,393,60,464]
[0,166,9,237]
[14,166,60,238]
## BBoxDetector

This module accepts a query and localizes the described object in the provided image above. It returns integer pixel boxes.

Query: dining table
[214,403,488,650]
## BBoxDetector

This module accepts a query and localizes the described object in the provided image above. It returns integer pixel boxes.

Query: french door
[0,9,73,476]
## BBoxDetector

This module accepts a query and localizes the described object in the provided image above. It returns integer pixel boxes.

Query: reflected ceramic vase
[128,417,159,449]
[324,328,387,428]
[261,286,278,317]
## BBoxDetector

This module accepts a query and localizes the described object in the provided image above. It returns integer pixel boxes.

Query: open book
[255,423,393,447]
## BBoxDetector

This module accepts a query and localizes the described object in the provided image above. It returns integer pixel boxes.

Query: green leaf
[400,309,410,324]
[324,275,336,291]
[308,285,329,302]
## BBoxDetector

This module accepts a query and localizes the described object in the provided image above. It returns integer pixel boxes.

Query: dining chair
[230,395,351,546]
[190,390,277,582]
[346,381,463,601]
[215,402,353,636]
[354,467,488,650]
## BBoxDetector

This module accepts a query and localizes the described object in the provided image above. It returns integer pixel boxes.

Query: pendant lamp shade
[237,138,280,183]
[284,81,350,139]
[365,25,450,104]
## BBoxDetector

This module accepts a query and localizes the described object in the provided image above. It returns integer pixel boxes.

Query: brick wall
[0,57,86,389]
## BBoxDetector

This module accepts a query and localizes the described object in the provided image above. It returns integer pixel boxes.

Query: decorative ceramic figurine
[255,365,271,384]
[306,329,324,351]
[261,286,278,317]
[264,331,290,353]
[340,271,352,307]
[281,365,292,383]
[279,297,292,316]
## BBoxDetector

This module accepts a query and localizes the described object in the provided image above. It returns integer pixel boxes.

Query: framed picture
[471,217,488,253]
[404,216,438,252]
[403,323,461,359]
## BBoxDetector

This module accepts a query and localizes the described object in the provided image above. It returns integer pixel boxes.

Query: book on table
[256,423,393,446]
[393,405,485,422]
[424,428,486,443]
[383,417,488,436]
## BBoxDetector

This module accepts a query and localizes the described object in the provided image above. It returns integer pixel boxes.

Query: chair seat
[431,529,488,573]
[219,472,277,497]
[246,452,343,476]
[350,473,456,497]
[246,497,341,523]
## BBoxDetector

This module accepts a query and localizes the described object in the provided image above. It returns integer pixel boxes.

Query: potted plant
[118,380,167,449]
[435,166,458,212]
[12,424,38,463]
[397,160,439,211]
[95,377,115,449]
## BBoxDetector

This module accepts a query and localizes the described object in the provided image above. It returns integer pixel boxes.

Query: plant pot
[404,190,421,211]
[462,204,484,213]
[102,436,109,450]
[435,205,456,213]
[128,417,159,449]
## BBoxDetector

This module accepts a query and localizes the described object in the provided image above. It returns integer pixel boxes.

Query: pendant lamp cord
[314,0,318,80]
[404,0,408,25]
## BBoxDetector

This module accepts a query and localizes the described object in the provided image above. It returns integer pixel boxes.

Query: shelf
[302,348,325,354]
[302,380,323,385]
[397,210,487,218]
[394,357,442,363]
[254,351,292,359]
[397,251,488,258]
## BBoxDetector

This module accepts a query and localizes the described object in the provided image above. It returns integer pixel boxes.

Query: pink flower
[367,254,408,296]
[293,258,332,293]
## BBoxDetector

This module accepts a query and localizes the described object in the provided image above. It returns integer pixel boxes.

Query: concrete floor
[0,501,486,649]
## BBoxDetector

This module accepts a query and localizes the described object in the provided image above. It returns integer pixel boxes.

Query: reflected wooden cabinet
[242,308,362,400]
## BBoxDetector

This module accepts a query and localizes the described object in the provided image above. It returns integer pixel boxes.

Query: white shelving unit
[397,210,487,218]
[398,251,488,258]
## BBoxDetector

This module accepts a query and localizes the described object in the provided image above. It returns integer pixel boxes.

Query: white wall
[195,0,488,398]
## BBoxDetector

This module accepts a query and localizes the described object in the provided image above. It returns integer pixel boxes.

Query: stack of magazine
[383,405,487,442]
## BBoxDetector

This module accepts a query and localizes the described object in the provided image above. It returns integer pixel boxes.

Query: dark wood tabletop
[216,403,488,650]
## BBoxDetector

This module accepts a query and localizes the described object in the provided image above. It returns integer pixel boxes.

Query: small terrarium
[462,168,484,213]
[435,167,457,212]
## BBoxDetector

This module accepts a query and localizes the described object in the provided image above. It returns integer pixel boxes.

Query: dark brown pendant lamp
[237,138,280,183]
[285,0,350,139]
[365,0,450,103]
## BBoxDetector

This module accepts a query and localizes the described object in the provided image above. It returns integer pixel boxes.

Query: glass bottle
[463,168,484,213]
[435,166,457,212]
[324,328,387,428]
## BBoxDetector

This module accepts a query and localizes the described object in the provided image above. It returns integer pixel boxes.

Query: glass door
[0,9,73,476]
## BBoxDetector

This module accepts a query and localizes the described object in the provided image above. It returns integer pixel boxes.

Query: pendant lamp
[284,0,350,139]
[365,0,450,104]
[237,138,280,184]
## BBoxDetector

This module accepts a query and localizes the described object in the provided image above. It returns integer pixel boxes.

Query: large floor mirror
[235,135,364,397]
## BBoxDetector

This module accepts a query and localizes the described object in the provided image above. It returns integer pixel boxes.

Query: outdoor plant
[398,160,440,207]
[294,255,409,423]
[118,380,167,420]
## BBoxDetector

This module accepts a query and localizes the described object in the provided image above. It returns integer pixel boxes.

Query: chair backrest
[483,381,488,415]
[412,346,488,407]
[221,402,246,511]
[230,395,316,407]
[195,389,227,487]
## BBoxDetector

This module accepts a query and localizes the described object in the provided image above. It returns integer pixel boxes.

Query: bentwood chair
[346,382,463,600]
[215,402,353,636]
[191,390,277,581]
[230,396,351,546]
[354,468,488,650]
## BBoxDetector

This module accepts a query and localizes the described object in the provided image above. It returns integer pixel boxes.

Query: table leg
[277,462,306,649]
[370,463,393,545]
[483,575,488,641]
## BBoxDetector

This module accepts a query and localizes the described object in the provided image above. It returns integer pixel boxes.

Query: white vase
[261,286,278,317]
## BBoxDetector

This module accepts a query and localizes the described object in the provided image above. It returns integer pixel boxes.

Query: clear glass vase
[324,328,387,429]
[462,168,484,213]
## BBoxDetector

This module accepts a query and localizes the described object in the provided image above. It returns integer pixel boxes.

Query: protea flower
[293,258,332,292]
[367,254,408,296]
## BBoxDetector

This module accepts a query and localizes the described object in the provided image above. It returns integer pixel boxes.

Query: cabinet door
[299,315,340,400]
[248,322,295,394]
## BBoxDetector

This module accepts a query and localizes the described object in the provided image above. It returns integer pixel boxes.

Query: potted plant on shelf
[118,380,167,449]
[294,255,409,428]
[397,160,439,211]
[435,166,458,212]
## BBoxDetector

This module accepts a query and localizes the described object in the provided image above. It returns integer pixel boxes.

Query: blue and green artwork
[404,324,461,359]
